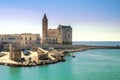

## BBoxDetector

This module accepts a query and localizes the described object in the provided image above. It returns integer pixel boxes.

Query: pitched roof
[47,29,58,37]
[58,25,72,29]
[47,29,58,34]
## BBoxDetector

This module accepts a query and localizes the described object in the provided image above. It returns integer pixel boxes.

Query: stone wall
[31,44,87,50]
[31,44,120,51]
[9,44,21,61]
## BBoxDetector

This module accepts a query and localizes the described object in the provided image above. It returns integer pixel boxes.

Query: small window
[25,37,27,40]
[68,34,70,38]
[30,37,31,40]
[37,37,40,40]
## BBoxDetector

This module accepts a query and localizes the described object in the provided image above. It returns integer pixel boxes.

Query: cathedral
[0,14,72,51]
[42,14,72,44]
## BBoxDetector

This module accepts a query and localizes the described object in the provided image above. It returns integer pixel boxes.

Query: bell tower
[42,13,48,44]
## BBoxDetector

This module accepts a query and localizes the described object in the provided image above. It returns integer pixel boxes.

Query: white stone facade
[0,33,41,51]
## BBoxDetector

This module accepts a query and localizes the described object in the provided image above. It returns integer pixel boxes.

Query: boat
[71,53,75,57]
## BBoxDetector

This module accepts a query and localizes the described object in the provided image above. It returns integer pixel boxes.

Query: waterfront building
[0,33,41,51]
[0,13,72,51]
[20,33,41,49]
[42,14,72,44]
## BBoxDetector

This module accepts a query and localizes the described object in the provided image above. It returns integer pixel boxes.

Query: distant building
[0,13,72,51]
[20,33,41,49]
[0,33,41,51]
[42,14,72,44]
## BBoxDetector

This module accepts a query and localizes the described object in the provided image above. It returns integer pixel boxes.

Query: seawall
[0,45,120,67]
[35,44,120,50]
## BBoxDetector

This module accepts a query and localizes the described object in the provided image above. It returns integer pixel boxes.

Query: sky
[0,0,120,41]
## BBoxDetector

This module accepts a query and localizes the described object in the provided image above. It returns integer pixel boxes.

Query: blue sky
[0,0,120,41]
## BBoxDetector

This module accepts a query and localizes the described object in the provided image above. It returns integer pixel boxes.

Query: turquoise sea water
[73,41,120,46]
[0,42,120,80]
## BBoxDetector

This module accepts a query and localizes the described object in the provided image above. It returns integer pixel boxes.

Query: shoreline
[0,45,120,67]
[62,45,120,53]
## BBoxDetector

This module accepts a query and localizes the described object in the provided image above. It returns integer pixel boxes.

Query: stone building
[0,34,20,51]
[9,44,21,61]
[0,13,72,51]
[42,14,72,44]
[20,33,41,49]
[0,33,41,51]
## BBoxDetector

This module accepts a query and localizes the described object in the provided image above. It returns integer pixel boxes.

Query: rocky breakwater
[1,45,120,67]
[48,50,65,63]
[0,49,65,67]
